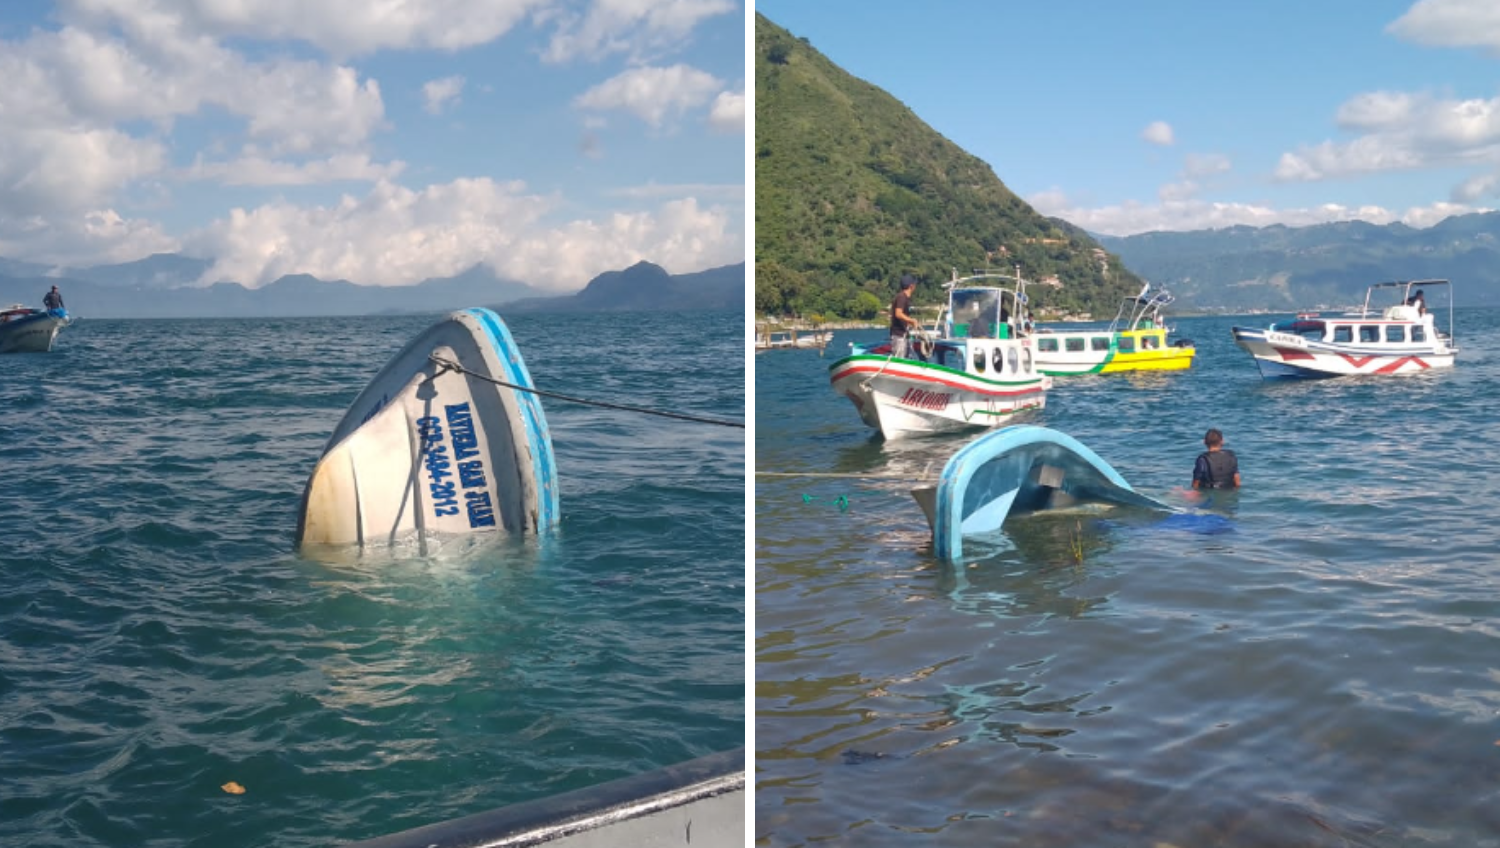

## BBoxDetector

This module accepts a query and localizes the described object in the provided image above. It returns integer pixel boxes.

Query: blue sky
[756,0,1500,236]
[0,0,745,291]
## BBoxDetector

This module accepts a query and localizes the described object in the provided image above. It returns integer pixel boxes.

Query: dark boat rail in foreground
[345,748,745,848]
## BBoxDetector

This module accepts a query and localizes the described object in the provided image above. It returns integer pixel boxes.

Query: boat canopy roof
[1108,283,1174,333]
[940,269,1030,337]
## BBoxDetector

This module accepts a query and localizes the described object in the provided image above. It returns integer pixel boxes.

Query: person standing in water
[1192,428,1240,489]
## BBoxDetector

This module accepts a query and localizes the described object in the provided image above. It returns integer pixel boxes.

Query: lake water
[755,309,1500,847]
[0,309,744,847]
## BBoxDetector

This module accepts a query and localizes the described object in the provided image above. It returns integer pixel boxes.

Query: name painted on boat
[898,387,952,411]
[1265,332,1307,346]
[415,403,497,529]
[444,402,495,528]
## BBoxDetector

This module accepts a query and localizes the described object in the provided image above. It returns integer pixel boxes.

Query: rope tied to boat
[428,354,745,429]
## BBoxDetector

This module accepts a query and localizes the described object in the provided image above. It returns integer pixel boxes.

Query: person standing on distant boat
[1192,428,1240,490]
[1406,289,1426,316]
[42,285,63,311]
[889,274,919,359]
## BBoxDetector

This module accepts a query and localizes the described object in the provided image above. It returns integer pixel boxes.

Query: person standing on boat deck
[889,274,919,359]
[42,285,63,310]
[1192,428,1240,490]
[1407,289,1426,316]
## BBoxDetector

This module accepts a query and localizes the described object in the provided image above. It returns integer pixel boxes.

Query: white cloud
[1183,152,1231,177]
[575,64,722,127]
[1278,91,1500,181]
[708,90,745,133]
[423,75,466,115]
[0,17,388,195]
[59,0,549,57]
[1157,181,1199,202]
[20,18,386,153]
[0,208,179,267]
[543,0,737,63]
[182,152,406,186]
[605,182,744,199]
[180,179,742,290]
[238,62,386,154]
[0,127,167,217]
[0,3,744,280]
[1453,170,1500,201]
[1142,120,1175,146]
[1387,0,1500,56]
[1277,136,1428,181]
[1336,90,1418,130]
[1028,188,1487,237]
[1401,200,1483,227]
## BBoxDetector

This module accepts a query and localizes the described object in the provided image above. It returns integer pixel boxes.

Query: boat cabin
[945,286,1022,340]
[1269,315,1434,346]
[1273,278,1454,348]
[1034,329,1167,355]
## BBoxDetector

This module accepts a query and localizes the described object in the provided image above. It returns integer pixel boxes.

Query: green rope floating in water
[801,494,850,511]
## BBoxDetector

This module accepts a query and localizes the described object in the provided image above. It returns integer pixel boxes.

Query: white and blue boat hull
[915,424,1172,562]
[297,308,559,547]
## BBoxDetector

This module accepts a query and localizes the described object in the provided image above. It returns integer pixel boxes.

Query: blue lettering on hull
[444,402,493,528]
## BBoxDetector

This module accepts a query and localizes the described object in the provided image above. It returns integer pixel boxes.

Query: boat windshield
[950,289,1003,324]
[1271,318,1326,340]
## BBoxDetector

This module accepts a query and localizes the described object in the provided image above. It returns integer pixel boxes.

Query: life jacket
[1197,449,1238,489]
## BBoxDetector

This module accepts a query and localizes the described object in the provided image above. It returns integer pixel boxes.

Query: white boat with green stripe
[828,269,1052,439]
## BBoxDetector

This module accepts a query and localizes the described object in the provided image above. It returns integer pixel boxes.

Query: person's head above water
[1204,428,1224,449]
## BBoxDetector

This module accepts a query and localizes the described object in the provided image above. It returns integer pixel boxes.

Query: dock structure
[755,324,832,352]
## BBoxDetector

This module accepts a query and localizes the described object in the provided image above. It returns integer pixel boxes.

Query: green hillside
[754,13,1144,321]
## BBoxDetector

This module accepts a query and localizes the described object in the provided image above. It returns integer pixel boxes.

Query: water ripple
[758,309,1500,847]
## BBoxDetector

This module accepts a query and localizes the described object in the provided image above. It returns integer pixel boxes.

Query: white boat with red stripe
[828,269,1051,439]
[1231,279,1457,379]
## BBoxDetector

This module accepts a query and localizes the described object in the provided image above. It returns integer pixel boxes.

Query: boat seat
[1383,305,1419,321]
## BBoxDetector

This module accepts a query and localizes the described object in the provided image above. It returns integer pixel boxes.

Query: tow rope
[429,354,745,429]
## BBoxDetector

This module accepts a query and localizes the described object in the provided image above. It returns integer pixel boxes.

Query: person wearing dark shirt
[43,285,63,310]
[1192,428,1240,489]
[1406,289,1426,316]
[889,274,918,359]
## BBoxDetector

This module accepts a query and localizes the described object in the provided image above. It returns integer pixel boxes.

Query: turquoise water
[1,310,744,847]
[756,309,1500,847]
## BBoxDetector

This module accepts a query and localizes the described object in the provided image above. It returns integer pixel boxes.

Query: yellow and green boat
[1032,285,1195,375]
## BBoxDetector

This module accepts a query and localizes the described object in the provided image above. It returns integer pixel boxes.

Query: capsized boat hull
[828,353,1048,440]
[296,308,558,547]
[916,424,1172,562]
[1231,326,1455,379]
[0,308,70,353]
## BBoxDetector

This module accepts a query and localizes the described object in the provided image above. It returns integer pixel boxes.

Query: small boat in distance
[296,307,559,548]
[1231,279,1457,379]
[755,326,832,352]
[1033,284,1195,375]
[828,268,1051,439]
[0,305,71,353]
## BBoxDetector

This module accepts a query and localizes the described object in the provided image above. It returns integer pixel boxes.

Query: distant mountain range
[1096,213,1500,310]
[0,253,745,318]
[504,261,744,312]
